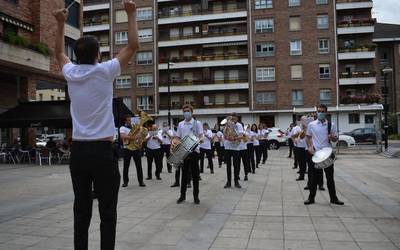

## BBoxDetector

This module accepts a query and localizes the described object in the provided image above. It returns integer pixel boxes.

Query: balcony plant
[1,31,50,56]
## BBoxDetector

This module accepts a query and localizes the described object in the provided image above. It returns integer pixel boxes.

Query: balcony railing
[159,30,247,41]
[340,94,381,104]
[337,18,375,28]
[84,0,109,5]
[159,102,248,110]
[338,44,376,53]
[336,0,372,3]
[84,16,109,26]
[339,71,376,78]
[158,6,246,18]
[159,54,248,63]
[159,78,248,86]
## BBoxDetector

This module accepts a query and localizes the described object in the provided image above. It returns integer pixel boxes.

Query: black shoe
[194,198,200,204]
[235,182,242,188]
[171,183,179,187]
[187,183,192,188]
[252,170,255,174]
[139,183,146,187]
[244,175,248,181]
[304,199,315,205]
[122,183,128,187]
[199,176,202,181]
[296,177,304,181]
[207,165,210,169]
[292,166,297,169]
[91,191,97,200]
[177,197,185,204]
[331,199,344,205]
[168,170,172,173]
[224,183,231,188]
[219,165,222,168]
[304,186,309,190]
[297,171,300,174]
[146,177,152,180]
[200,170,204,173]
[211,170,214,174]
[319,186,325,191]
[237,177,241,180]
[156,176,162,180]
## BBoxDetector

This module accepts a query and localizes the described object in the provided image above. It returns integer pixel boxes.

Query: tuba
[221,116,240,144]
[127,111,153,151]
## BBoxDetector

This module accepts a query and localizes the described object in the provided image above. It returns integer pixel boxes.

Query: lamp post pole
[382,66,393,150]
[167,60,171,127]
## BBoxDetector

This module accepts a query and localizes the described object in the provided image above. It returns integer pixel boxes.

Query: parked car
[343,128,376,144]
[333,134,356,148]
[266,128,288,150]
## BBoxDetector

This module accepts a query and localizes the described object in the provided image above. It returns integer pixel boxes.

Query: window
[122,97,132,111]
[137,51,153,65]
[256,91,276,104]
[115,10,128,23]
[256,67,275,81]
[116,75,132,89]
[65,37,77,63]
[318,39,329,54]
[228,93,239,104]
[115,31,128,45]
[290,65,303,80]
[289,0,300,7]
[290,40,302,55]
[255,19,274,33]
[320,89,331,104]
[137,96,154,111]
[289,16,301,31]
[65,0,80,28]
[317,15,329,29]
[137,7,153,21]
[256,42,275,57]
[39,94,43,101]
[316,0,328,5]
[255,0,273,9]
[349,114,360,124]
[215,94,225,104]
[319,64,331,79]
[137,74,153,87]
[138,29,153,42]
[292,90,303,106]
[365,115,375,124]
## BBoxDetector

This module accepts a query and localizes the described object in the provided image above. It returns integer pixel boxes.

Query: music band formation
[54,1,343,249]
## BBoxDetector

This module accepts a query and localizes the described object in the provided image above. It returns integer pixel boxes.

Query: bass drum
[312,147,336,169]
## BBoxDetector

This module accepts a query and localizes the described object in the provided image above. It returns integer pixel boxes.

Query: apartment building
[0,0,82,145]
[83,0,382,132]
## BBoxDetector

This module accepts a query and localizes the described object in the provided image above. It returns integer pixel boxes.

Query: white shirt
[224,122,244,151]
[63,59,121,140]
[259,129,269,140]
[306,119,338,151]
[119,125,131,148]
[176,118,203,153]
[291,125,307,148]
[160,128,174,145]
[216,131,224,145]
[200,129,213,150]
[146,130,162,150]
[251,131,260,146]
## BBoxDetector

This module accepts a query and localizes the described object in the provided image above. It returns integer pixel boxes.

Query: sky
[372,0,400,25]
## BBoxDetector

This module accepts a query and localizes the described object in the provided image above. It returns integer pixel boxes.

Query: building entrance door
[260,115,275,128]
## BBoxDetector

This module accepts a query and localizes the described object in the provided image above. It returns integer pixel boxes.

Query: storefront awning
[0,12,34,32]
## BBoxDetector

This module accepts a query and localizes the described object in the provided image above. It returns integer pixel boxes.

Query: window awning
[0,12,34,32]
[0,98,133,128]
[203,41,247,48]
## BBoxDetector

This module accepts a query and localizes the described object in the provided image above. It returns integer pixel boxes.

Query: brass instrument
[126,111,153,151]
[220,116,240,144]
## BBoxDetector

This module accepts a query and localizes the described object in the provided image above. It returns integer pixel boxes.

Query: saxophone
[127,111,153,151]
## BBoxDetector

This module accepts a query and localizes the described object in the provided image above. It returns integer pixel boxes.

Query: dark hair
[74,35,99,64]
[124,114,132,121]
[203,122,209,127]
[251,124,258,132]
[317,104,328,112]
[182,104,194,112]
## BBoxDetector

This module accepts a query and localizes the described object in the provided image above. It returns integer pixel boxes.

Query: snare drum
[312,147,336,169]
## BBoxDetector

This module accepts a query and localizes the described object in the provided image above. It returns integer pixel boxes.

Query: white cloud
[373,0,400,24]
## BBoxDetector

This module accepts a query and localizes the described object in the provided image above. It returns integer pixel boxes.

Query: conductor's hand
[122,0,137,14]
[53,8,69,23]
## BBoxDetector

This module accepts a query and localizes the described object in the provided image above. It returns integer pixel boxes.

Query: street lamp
[167,60,175,127]
[382,65,393,150]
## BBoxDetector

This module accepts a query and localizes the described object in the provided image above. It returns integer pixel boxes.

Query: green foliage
[1,31,50,56]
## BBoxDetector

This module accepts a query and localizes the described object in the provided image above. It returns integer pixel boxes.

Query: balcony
[158,7,247,25]
[159,78,248,92]
[339,71,376,85]
[338,45,376,60]
[83,16,110,33]
[336,0,373,10]
[158,102,249,116]
[83,0,110,11]
[158,31,247,47]
[159,54,248,69]
[337,18,375,34]
[340,94,381,105]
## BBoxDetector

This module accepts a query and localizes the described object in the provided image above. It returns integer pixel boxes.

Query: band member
[291,117,307,181]
[245,125,256,174]
[214,124,225,167]
[251,124,261,169]
[54,1,138,248]
[239,123,250,181]
[145,124,163,180]
[175,104,203,204]
[120,115,145,187]
[160,122,174,173]
[287,123,295,158]
[200,123,214,174]
[258,123,269,165]
[304,104,344,205]
[224,113,243,188]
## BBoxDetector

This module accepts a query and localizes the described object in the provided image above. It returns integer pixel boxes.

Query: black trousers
[145,148,162,178]
[200,148,213,172]
[294,147,306,178]
[214,142,224,166]
[254,145,261,167]
[70,141,120,250]
[306,152,323,188]
[288,138,294,157]
[307,152,336,200]
[180,152,199,199]
[225,149,240,184]
[259,140,268,163]
[122,148,144,185]
[161,144,171,172]
[247,143,256,173]
[240,149,250,176]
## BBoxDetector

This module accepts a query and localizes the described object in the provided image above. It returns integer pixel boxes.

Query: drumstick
[66,1,75,10]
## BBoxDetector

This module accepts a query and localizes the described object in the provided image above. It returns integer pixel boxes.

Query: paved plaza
[0,149,399,250]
